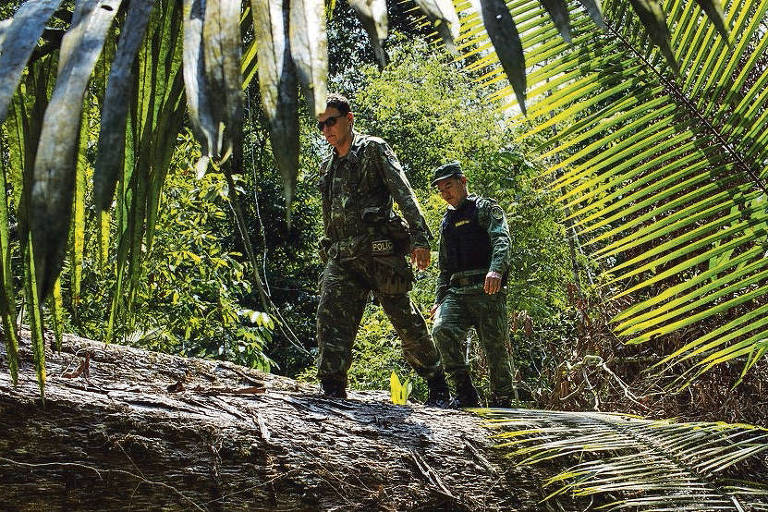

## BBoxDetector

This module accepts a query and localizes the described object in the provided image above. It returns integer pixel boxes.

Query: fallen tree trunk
[1,332,551,511]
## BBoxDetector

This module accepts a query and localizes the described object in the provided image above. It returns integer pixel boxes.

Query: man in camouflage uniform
[430,161,516,408]
[315,93,449,404]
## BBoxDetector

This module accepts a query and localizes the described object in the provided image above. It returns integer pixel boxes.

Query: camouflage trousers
[316,256,442,387]
[431,290,514,399]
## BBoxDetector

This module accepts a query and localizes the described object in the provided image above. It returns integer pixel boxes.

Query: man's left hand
[484,271,503,294]
[410,247,431,270]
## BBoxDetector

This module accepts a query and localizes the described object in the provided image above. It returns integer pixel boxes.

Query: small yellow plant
[389,371,412,405]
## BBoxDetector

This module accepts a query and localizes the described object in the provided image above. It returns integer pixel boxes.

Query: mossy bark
[0,331,548,512]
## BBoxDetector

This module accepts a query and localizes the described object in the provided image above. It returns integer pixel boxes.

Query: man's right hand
[429,303,440,319]
[410,247,431,270]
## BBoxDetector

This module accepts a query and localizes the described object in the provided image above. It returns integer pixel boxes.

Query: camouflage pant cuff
[413,364,443,381]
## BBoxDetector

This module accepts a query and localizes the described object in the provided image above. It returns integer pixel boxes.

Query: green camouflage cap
[430,161,464,186]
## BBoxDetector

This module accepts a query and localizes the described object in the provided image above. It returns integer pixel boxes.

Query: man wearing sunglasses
[315,93,449,406]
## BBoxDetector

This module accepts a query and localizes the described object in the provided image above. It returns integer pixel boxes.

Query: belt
[327,235,391,259]
[449,273,486,287]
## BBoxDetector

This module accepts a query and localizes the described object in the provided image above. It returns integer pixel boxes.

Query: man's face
[436,176,467,208]
[318,106,353,151]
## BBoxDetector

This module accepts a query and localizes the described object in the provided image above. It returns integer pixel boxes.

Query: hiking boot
[450,374,480,408]
[424,371,450,408]
[515,386,533,402]
[488,395,513,408]
[320,379,347,399]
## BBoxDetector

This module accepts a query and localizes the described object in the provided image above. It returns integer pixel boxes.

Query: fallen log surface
[1,332,555,512]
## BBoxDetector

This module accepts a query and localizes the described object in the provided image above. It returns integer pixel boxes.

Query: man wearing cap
[430,161,516,407]
[314,93,450,405]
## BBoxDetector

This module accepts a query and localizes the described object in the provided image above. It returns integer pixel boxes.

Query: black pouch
[385,215,413,255]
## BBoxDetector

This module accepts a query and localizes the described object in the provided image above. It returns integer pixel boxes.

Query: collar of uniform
[447,194,477,211]
[331,131,361,166]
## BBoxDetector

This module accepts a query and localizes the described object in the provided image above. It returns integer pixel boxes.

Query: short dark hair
[326,93,351,115]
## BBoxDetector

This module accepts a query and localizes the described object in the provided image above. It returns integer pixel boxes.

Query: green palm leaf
[461,0,768,383]
[94,0,154,212]
[0,134,19,384]
[483,408,768,510]
[0,0,63,124]
[30,0,121,299]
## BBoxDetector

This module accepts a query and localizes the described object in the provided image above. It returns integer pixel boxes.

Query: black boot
[424,371,450,408]
[320,379,347,399]
[450,374,480,408]
[488,394,513,408]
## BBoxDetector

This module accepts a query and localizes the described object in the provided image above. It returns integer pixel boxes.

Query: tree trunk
[0,331,551,511]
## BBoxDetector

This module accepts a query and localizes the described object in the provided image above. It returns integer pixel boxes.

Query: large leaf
[348,0,389,68]
[576,0,606,28]
[627,0,678,73]
[539,0,572,42]
[30,0,121,298]
[182,0,217,159]
[0,135,19,384]
[693,0,729,41]
[478,0,527,114]
[251,0,300,206]
[413,0,461,52]
[289,0,328,118]
[23,233,46,400]
[0,0,64,124]
[202,0,243,160]
[94,0,154,211]
[491,0,768,381]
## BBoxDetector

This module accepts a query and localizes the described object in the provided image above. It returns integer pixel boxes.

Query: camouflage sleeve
[435,226,450,304]
[374,141,433,247]
[477,198,511,275]
[318,158,332,233]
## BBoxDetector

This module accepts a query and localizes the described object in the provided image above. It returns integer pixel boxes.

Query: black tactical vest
[441,198,492,275]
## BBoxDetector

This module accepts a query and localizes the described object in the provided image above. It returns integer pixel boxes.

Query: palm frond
[30,0,121,298]
[0,134,19,384]
[482,408,768,511]
[250,0,299,206]
[0,0,63,124]
[93,0,153,212]
[461,0,768,383]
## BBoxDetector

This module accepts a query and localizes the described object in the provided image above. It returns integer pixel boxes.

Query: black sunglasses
[317,113,346,131]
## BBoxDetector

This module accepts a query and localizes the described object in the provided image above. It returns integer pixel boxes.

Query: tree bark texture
[0,331,551,511]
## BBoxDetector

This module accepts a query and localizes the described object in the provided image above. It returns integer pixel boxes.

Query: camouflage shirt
[435,195,511,303]
[318,132,432,255]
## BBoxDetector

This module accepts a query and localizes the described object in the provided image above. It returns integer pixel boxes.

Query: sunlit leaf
[94,0,153,211]
[348,0,389,68]
[289,0,328,118]
[30,0,121,298]
[0,0,64,124]
[483,409,768,510]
